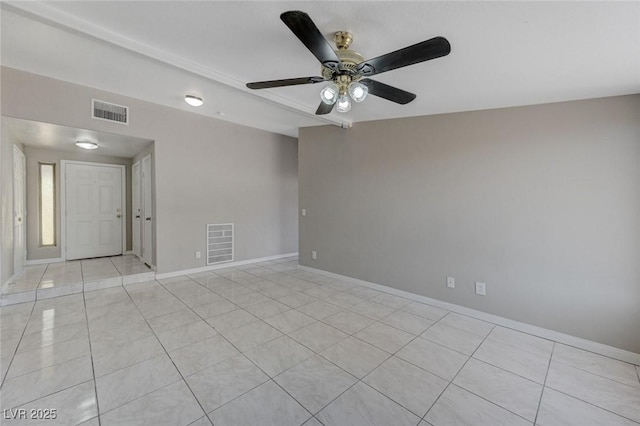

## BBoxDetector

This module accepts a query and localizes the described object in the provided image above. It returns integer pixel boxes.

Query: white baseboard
[25,257,64,266]
[124,250,134,255]
[298,265,640,366]
[155,252,299,280]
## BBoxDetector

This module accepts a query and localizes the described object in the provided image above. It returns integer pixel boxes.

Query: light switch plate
[475,281,486,296]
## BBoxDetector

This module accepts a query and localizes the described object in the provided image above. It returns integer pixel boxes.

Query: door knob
[18,217,22,222]
[145,217,151,221]
[116,214,122,218]
[135,215,141,218]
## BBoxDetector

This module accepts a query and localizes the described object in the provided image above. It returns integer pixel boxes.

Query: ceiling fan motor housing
[322,32,364,83]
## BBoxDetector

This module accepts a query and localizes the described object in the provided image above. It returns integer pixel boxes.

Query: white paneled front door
[65,162,124,260]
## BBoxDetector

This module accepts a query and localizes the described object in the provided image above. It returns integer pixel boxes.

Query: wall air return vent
[92,99,129,124]
[207,223,234,265]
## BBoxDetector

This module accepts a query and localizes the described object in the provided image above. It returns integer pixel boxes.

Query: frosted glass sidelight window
[40,163,55,246]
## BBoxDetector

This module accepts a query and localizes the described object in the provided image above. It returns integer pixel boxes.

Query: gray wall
[23,146,133,261]
[1,67,298,275]
[299,95,640,353]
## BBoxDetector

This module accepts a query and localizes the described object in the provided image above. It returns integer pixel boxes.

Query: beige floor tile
[275,355,357,414]
[185,354,268,413]
[425,385,531,426]
[364,356,448,417]
[210,380,310,426]
[100,380,204,425]
[245,335,314,377]
[354,322,414,353]
[321,337,390,379]
[290,322,349,353]
[317,381,420,426]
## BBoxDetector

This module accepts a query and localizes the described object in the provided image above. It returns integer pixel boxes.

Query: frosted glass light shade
[336,94,351,112]
[320,84,339,105]
[348,82,368,103]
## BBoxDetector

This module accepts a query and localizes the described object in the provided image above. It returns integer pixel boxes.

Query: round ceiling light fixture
[184,95,204,107]
[75,140,98,150]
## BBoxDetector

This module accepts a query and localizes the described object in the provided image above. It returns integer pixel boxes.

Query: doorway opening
[3,117,155,269]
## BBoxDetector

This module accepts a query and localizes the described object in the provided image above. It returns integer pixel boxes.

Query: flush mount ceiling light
[184,95,204,107]
[75,140,98,150]
[246,11,450,115]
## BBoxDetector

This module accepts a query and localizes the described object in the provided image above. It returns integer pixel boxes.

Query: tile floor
[1,256,154,305]
[0,256,639,425]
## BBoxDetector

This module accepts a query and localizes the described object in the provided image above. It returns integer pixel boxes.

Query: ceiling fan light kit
[336,94,351,113]
[320,83,339,105]
[348,81,368,103]
[246,11,450,116]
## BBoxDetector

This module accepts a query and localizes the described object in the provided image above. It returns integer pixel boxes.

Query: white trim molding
[155,252,298,280]
[298,265,640,366]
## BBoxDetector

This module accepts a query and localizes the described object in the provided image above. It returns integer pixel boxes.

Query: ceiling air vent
[92,99,129,124]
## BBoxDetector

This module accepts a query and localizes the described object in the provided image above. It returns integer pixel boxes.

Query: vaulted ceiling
[2,1,639,138]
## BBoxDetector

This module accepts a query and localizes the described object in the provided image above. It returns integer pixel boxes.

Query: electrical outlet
[195,251,201,259]
[301,208,307,217]
[311,250,317,260]
[475,281,486,296]
[447,276,455,288]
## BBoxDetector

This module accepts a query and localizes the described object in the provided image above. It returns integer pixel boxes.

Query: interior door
[65,162,123,260]
[132,161,141,258]
[13,146,26,275]
[141,154,152,266]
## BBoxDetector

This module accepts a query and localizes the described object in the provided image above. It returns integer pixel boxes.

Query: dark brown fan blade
[360,79,416,104]
[281,11,340,70]
[246,76,325,90]
[315,101,335,115]
[356,37,450,77]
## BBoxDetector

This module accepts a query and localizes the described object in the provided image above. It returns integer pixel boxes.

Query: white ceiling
[4,117,153,158]
[2,1,639,138]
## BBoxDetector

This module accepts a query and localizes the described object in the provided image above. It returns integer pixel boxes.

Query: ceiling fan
[246,10,451,115]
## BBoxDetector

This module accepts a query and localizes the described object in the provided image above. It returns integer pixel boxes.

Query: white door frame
[141,154,153,266]
[13,145,26,274]
[60,160,126,260]
[132,160,141,258]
